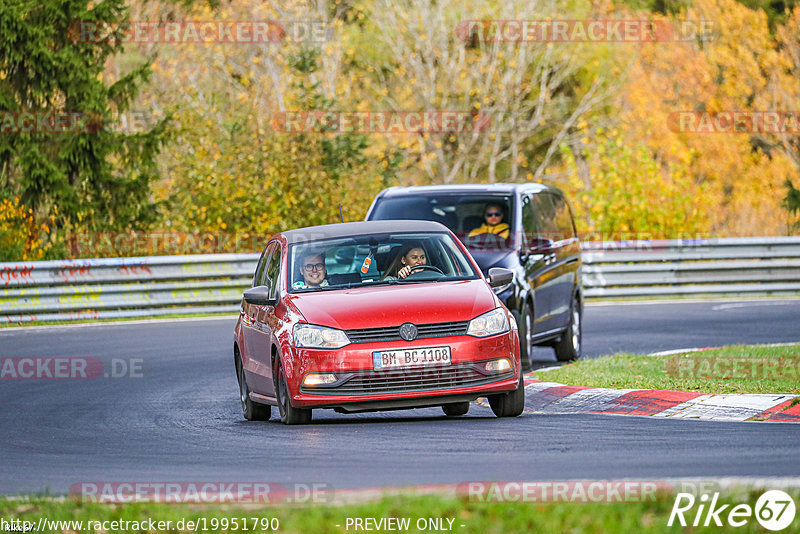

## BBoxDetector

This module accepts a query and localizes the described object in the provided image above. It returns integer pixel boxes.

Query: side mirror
[487,267,513,287]
[244,285,276,306]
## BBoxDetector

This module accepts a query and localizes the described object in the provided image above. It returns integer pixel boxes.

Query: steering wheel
[406,265,444,277]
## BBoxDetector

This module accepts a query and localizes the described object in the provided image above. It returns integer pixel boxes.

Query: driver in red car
[383,243,427,280]
[293,251,329,289]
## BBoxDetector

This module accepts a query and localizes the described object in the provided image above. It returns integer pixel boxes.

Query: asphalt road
[1,299,799,494]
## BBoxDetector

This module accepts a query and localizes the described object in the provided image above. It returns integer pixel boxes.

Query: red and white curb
[499,344,800,422]
[515,377,800,422]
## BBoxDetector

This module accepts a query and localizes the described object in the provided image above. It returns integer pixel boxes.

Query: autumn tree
[362,0,611,184]
[555,0,797,237]
[124,0,397,242]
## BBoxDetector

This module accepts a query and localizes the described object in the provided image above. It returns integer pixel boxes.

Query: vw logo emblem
[399,323,418,341]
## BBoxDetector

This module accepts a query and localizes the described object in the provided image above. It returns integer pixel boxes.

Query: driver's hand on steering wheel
[397,265,420,279]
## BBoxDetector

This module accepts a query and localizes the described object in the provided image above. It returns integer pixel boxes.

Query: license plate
[372,346,451,370]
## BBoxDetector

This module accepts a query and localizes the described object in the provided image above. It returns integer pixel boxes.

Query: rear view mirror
[243,286,276,306]
[487,267,513,287]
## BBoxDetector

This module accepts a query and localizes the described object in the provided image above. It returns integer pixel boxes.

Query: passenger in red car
[293,252,329,289]
[383,244,427,280]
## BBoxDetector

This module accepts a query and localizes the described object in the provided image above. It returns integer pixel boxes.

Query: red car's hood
[286,279,497,330]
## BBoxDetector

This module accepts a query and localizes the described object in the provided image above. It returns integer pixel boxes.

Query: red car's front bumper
[284,331,520,409]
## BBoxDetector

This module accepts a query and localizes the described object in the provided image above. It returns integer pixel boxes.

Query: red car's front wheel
[488,373,525,418]
[275,359,312,425]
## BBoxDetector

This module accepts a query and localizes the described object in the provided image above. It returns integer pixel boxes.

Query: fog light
[302,373,338,386]
[484,358,512,373]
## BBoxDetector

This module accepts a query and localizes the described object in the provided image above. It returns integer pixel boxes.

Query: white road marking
[588,297,800,307]
[713,301,799,311]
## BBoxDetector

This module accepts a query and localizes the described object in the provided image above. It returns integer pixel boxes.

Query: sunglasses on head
[485,211,502,217]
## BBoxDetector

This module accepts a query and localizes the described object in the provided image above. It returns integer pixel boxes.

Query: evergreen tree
[0,0,168,243]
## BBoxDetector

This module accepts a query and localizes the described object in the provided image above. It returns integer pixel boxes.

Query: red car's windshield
[288,232,480,293]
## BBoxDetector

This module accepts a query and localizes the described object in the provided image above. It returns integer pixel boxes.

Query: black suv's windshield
[369,194,516,250]
[288,232,479,293]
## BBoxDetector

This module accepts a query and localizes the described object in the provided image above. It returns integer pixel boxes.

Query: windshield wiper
[362,279,400,286]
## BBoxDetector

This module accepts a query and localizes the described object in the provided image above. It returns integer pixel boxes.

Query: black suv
[365,183,582,365]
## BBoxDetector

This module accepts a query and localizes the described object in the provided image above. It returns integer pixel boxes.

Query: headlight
[466,308,509,337]
[294,324,350,349]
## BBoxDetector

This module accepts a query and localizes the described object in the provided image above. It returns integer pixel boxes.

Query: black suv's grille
[300,362,512,396]
[345,320,470,343]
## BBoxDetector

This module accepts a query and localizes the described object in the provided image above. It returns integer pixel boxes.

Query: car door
[242,242,271,371]
[242,242,279,397]
[541,192,581,329]
[520,193,552,334]
[529,192,568,334]
[257,243,285,396]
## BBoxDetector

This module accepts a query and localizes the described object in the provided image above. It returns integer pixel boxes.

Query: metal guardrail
[0,254,259,323]
[582,236,800,298]
[1,237,799,322]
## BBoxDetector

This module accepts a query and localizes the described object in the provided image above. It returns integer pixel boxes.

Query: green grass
[1,489,797,534]
[537,344,800,394]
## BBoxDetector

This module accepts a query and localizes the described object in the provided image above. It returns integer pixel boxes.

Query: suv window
[534,192,575,242]
[369,194,515,249]
[550,193,576,242]
[521,194,537,249]
[532,193,556,241]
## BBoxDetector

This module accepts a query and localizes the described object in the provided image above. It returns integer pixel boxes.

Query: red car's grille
[345,320,470,343]
[301,362,512,395]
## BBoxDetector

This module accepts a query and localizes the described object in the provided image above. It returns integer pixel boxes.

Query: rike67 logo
[668,490,796,531]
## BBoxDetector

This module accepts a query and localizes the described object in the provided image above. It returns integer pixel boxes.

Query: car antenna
[339,203,344,223]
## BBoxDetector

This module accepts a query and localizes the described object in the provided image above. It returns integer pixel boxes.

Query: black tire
[517,301,534,371]
[237,358,271,421]
[275,359,312,425]
[554,295,582,362]
[442,402,470,416]
[488,373,525,418]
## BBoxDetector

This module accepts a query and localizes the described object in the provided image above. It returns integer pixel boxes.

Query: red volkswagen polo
[233,220,524,424]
